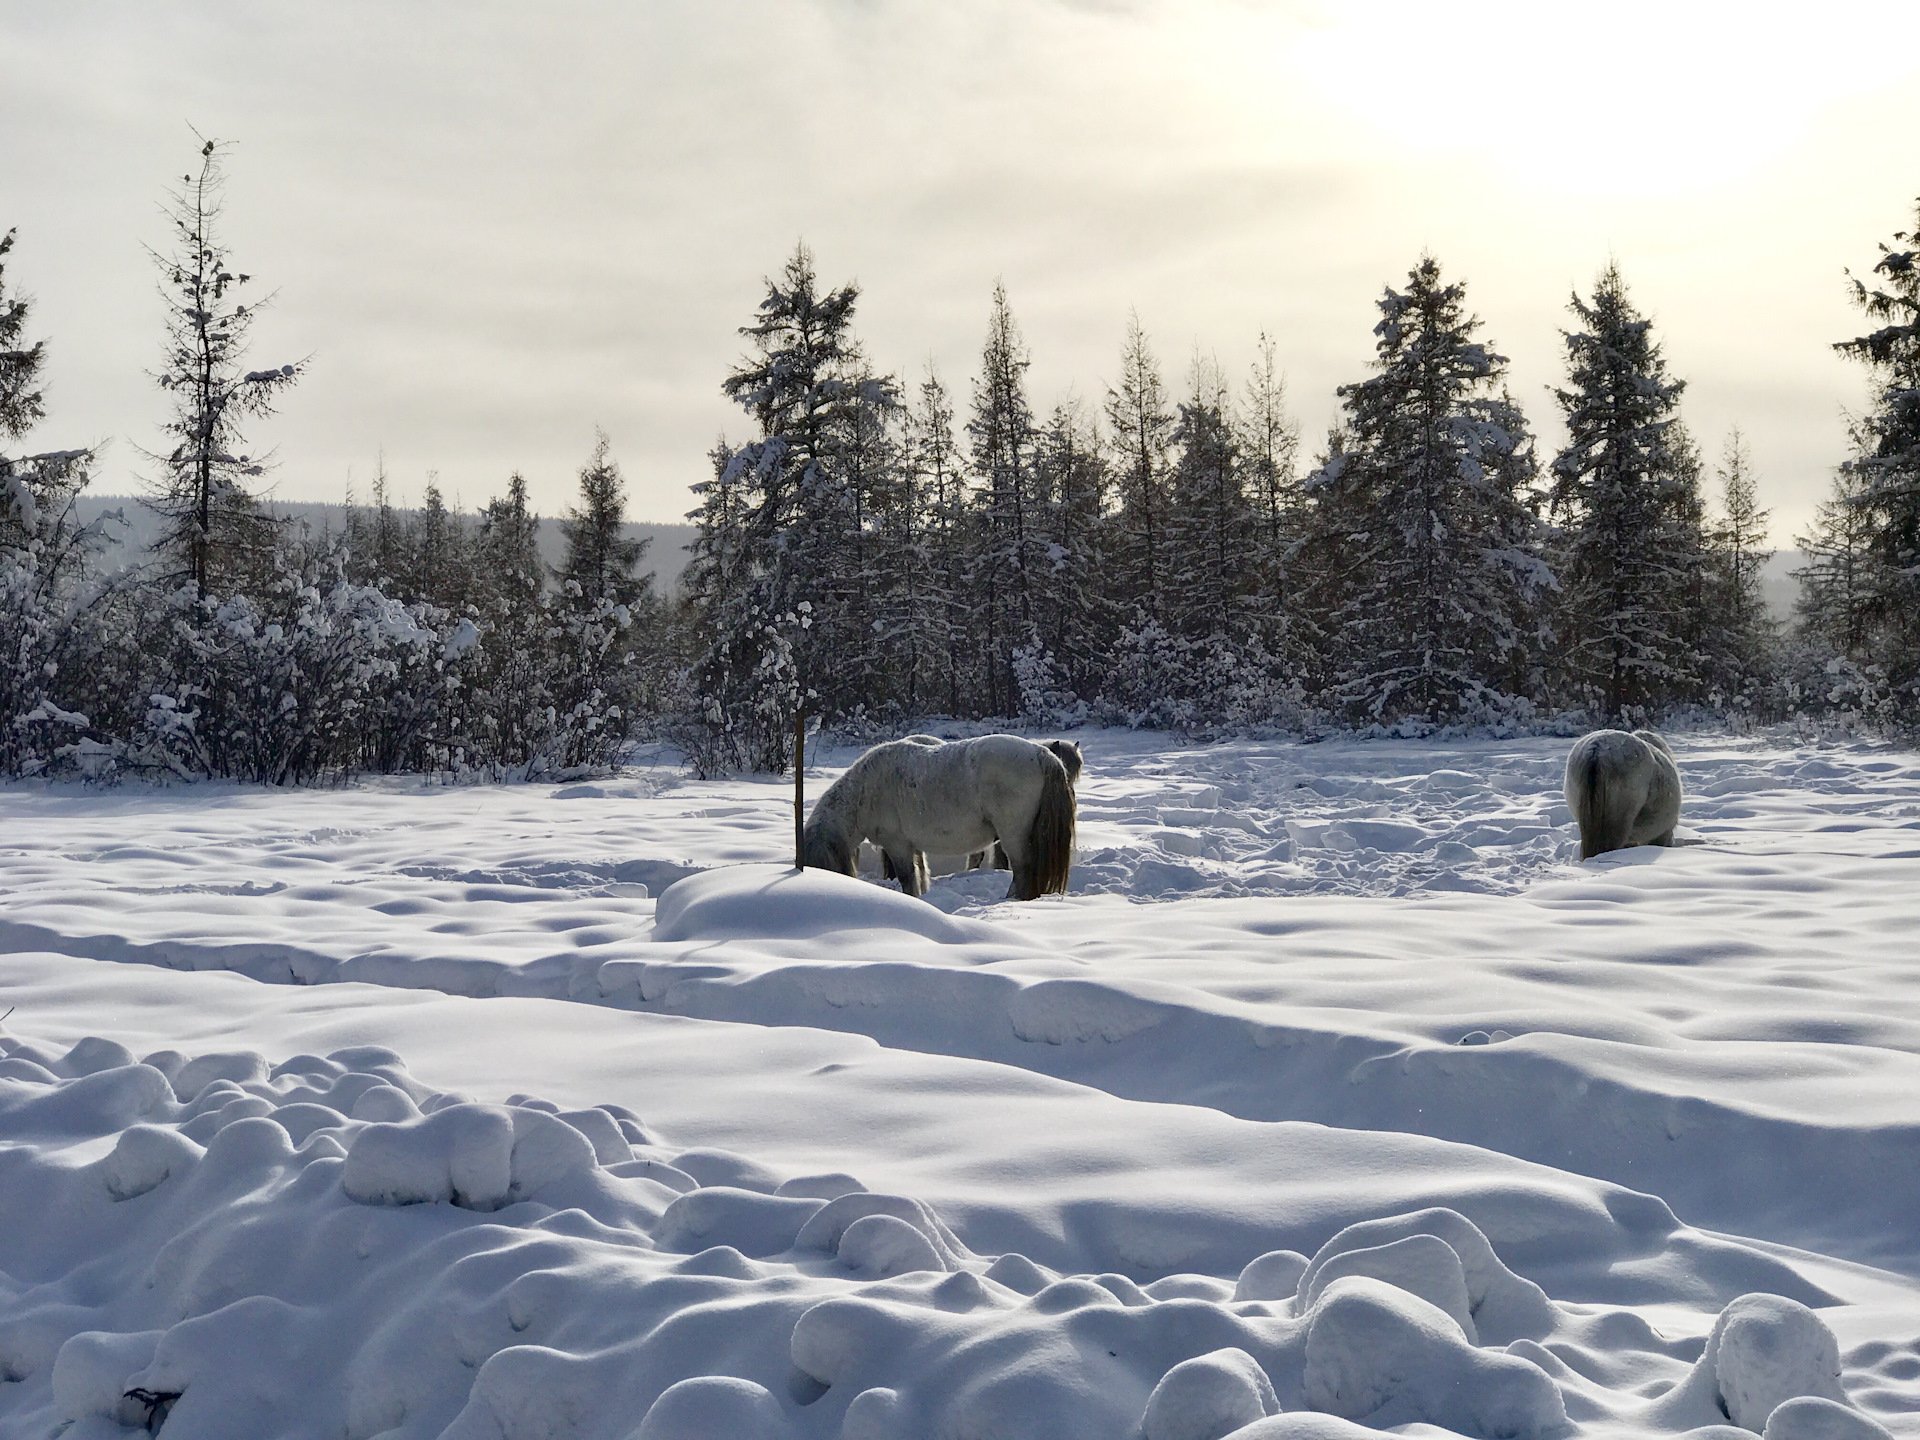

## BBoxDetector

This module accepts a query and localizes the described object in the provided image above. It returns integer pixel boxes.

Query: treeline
[681,212,1919,771]
[4,137,1918,784]
[0,144,663,783]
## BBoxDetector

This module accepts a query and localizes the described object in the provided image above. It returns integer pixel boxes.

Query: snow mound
[97,1123,202,1201]
[637,1375,790,1439]
[1008,977,1168,1044]
[1707,1294,1847,1430]
[1650,1292,1868,1435]
[652,863,1010,945]
[1142,1347,1278,1440]
[836,1213,949,1278]
[1764,1397,1896,1440]
[1297,1206,1555,1344]
[1298,1232,1478,1342]
[794,1190,970,1271]
[654,1185,825,1257]
[1302,1276,1567,1437]
[341,1101,597,1210]
[1234,1249,1310,1303]
[1219,1417,1395,1440]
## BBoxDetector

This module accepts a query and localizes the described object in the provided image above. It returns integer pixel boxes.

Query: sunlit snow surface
[1,731,1916,1439]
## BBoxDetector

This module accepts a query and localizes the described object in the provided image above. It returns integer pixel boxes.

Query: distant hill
[72,495,696,595]
[64,494,1810,622]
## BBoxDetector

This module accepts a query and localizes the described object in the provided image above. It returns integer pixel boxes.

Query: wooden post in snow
[793,698,806,870]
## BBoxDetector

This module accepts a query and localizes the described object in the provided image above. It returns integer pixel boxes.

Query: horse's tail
[1022,754,1076,897]
[1571,740,1629,860]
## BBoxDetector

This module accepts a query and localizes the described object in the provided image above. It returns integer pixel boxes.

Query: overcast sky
[5,0,1918,542]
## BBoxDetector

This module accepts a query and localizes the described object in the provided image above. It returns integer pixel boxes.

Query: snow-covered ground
[2,731,1916,1439]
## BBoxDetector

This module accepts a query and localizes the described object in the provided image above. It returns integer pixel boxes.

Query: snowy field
[2,730,1917,1440]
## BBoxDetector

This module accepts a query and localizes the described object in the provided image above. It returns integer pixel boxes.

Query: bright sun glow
[1267,0,1905,198]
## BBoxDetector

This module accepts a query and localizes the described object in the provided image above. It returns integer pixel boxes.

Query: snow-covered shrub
[672,609,807,777]
[0,453,131,777]
[1099,617,1204,729]
[546,583,643,771]
[135,553,478,784]
[1011,636,1084,728]
[1098,619,1314,733]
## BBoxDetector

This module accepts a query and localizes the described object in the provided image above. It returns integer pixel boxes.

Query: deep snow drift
[1,731,1916,1438]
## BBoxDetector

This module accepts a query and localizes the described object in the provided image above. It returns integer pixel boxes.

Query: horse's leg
[964,841,1006,870]
[884,847,922,897]
[998,832,1033,901]
[914,851,930,895]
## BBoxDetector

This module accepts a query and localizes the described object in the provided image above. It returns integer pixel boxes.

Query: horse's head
[800,819,856,876]
[1045,739,1084,785]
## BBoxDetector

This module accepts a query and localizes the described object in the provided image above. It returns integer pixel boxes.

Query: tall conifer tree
[1106,312,1175,622]
[967,283,1042,716]
[1032,397,1112,701]
[1166,355,1257,642]
[1548,263,1704,718]
[692,243,883,768]
[1704,429,1777,703]
[1832,199,1920,694]
[1308,256,1546,723]
[145,136,303,598]
[905,366,970,716]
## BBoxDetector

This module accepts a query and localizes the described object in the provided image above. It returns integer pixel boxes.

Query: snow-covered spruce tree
[827,347,906,722]
[1307,255,1549,726]
[1166,355,1259,643]
[1548,263,1707,720]
[1237,332,1314,666]
[1105,311,1175,624]
[0,229,130,775]
[402,476,476,610]
[967,282,1046,718]
[1157,355,1315,728]
[550,433,654,769]
[860,361,937,720]
[1791,445,1890,718]
[904,365,971,717]
[343,455,409,588]
[1702,429,1779,712]
[689,244,889,771]
[1831,198,1920,707]
[1031,396,1112,706]
[1240,333,1303,565]
[676,439,760,775]
[0,228,46,440]
[469,471,558,771]
[144,137,303,599]
[1294,423,1355,690]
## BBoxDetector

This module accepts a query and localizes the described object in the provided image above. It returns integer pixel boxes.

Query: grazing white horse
[803,734,1077,901]
[895,736,1083,873]
[1564,728,1683,860]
